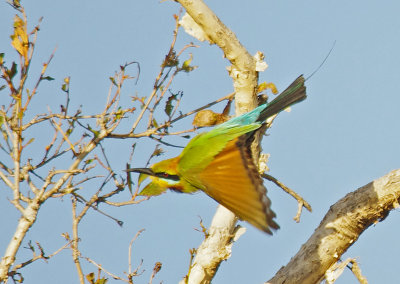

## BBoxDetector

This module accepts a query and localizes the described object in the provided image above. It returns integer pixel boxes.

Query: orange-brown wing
[197,137,279,234]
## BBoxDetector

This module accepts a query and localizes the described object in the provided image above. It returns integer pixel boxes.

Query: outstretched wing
[193,137,279,234]
[177,76,306,232]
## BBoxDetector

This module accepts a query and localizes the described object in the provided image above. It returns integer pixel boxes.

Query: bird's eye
[155,172,180,181]
[156,172,169,178]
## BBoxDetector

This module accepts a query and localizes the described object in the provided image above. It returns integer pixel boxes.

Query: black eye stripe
[155,172,180,181]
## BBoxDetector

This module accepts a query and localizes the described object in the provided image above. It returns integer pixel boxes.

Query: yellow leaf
[11,35,24,56]
[11,15,28,58]
[256,82,268,93]
[267,82,278,94]
[257,82,278,95]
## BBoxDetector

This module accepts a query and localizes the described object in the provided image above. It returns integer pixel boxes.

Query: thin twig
[83,256,124,281]
[22,113,116,131]
[104,196,149,207]
[10,239,72,273]
[149,136,185,149]
[50,118,77,155]
[0,168,13,188]
[107,92,234,140]
[348,259,368,284]
[169,92,234,125]
[73,192,124,227]
[149,262,162,284]
[71,196,85,284]
[128,229,145,275]
[22,47,57,112]
[262,173,312,222]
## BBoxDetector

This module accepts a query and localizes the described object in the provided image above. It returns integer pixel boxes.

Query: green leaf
[6,62,17,79]
[0,85,6,91]
[85,159,94,164]
[42,76,54,81]
[86,125,99,137]
[61,77,70,92]
[115,107,123,119]
[96,278,108,284]
[61,83,68,92]
[152,118,159,128]
[109,76,117,86]
[164,91,183,117]
[10,62,17,78]
[181,53,197,73]
[165,95,176,117]
[24,138,34,147]
[86,273,95,284]
[0,53,4,65]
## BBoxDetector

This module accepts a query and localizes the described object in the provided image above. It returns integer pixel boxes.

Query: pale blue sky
[1,0,400,283]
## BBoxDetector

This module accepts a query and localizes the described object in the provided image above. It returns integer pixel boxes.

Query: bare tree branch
[176,0,265,282]
[178,0,259,113]
[262,173,312,222]
[267,168,400,284]
[179,206,246,284]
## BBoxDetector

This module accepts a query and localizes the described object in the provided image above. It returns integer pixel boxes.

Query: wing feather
[196,137,279,234]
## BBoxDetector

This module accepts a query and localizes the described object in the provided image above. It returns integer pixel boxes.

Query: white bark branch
[177,1,262,283]
[177,0,259,113]
[267,169,400,284]
[179,206,246,284]
[0,200,40,280]
[177,1,267,283]
[0,131,109,281]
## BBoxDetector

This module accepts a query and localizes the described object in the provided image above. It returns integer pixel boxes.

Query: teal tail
[258,75,307,122]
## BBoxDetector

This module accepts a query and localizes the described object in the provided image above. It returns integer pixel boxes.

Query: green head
[126,157,184,196]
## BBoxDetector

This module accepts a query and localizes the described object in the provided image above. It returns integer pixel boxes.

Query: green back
[178,123,260,179]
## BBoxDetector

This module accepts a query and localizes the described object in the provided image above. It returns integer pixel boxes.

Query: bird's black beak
[125,168,155,176]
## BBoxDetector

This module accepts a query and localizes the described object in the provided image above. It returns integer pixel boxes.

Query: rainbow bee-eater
[127,75,306,234]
